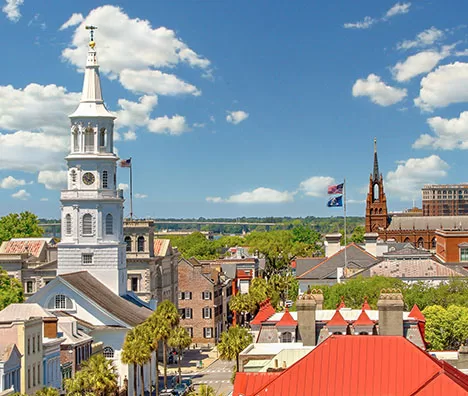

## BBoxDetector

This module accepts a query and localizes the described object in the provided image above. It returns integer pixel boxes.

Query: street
[190,359,235,395]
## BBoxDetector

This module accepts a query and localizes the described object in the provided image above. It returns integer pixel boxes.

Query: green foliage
[423,305,468,350]
[65,354,117,396]
[217,326,253,372]
[35,387,60,396]
[0,211,43,243]
[168,325,192,383]
[0,267,24,310]
[349,225,365,244]
[188,384,217,396]
[166,232,219,259]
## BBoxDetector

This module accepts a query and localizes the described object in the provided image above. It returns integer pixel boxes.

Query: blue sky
[1,0,468,219]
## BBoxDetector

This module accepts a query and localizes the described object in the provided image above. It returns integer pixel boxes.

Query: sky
[1,0,468,219]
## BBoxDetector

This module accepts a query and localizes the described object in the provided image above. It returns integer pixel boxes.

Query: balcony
[61,189,124,200]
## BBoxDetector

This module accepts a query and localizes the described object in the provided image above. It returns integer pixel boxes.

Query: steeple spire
[373,137,379,181]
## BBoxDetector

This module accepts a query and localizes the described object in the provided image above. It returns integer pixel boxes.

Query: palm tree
[168,325,192,383]
[121,326,152,396]
[229,293,256,326]
[65,353,117,396]
[217,325,252,372]
[156,301,179,389]
[145,311,166,396]
[188,384,217,396]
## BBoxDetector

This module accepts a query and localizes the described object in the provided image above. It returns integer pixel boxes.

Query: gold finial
[85,25,98,47]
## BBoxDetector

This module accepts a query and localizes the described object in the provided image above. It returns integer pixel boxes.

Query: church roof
[276,309,297,327]
[60,271,151,327]
[387,215,468,231]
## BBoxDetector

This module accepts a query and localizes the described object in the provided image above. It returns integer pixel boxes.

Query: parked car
[174,383,188,395]
[181,378,193,391]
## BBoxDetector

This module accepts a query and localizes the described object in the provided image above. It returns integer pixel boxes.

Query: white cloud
[59,13,84,30]
[37,170,67,190]
[11,189,30,200]
[352,74,407,106]
[386,155,449,200]
[147,115,190,135]
[62,6,210,78]
[397,27,444,50]
[385,2,411,18]
[226,110,249,125]
[415,62,468,111]
[413,111,468,150]
[40,198,48,201]
[207,187,295,204]
[0,176,26,189]
[118,183,129,191]
[344,16,375,30]
[122,130,137,141]
[134,193,148,199]
[2,0,23,22]
[392,46,452,82]
[0,131,68,172]
[119,69,200,96]
[299,176,335,197]
[115,95,158,128]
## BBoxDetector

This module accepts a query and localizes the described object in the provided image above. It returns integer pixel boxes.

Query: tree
[0,267,24,310]
[168,325,192,383]
[349,225,365,244]
[217,326,252,372]
[229,293,256,326]
[156,301,180,389]
[145,312,166,396]
[0,211,43,243]
[65,354,117,396]
[35,387,60,396]
[188,384,217,396]
[121,326,152,396]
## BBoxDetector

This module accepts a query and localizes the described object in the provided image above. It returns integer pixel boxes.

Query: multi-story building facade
[422,184,468,216]
[178,258,229,346]
[0,343,21,394]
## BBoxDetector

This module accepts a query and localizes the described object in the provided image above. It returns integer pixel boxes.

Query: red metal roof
[236,269,253,279]
[234,335,468,396]
[337,296,346,309]
[362,296,371,310]
[233,372,280,396]
[327,309,348,327]
[250,299,276,325]
[353,309,374,327]
[276,308,297,327]
[409,304,426,322]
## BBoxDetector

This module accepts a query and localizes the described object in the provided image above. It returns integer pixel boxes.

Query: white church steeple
[57,26,127,296]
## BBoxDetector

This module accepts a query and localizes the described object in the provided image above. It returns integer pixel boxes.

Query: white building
[28,30,152,395]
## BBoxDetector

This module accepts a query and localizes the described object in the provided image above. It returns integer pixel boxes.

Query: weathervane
[85,25,98,44]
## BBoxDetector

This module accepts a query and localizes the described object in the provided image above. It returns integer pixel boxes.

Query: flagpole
[129,157,133,219]
[343,178,347,272]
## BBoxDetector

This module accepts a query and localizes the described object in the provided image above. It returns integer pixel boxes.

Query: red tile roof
[234,336,468,396]
[409,304,426,322]
[353,309,374,327]
[276,308,297,327]
[236,269,253,279]
[153,239,169,256]
[362,296,371,310]
[250,299,276,325]
[337,296,346,309]
[327,309,348,327]
[1,240,45,257]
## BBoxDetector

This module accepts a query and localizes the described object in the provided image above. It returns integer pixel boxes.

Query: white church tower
[58,27,127,296]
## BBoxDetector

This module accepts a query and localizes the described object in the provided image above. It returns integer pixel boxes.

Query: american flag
[119,158,132,168]
[328,183,343,195]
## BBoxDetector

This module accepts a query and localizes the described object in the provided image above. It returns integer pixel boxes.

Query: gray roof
[0,303,55,321]
[61,272,152,327]
[387,215,468,231]
[367,259,467,279]
[295,258,326,277]
[297,244,379,280]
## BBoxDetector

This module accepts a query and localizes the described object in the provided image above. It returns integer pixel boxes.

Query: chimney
[324,233,342,257]
[296,293,317,346]
[377,289,404,336]
[309,289,324,310]
[364,232,379,257]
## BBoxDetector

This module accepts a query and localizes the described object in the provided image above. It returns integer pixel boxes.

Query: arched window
[84,127,94,152]
[431,237,436,248]
[373,183,380,202]
[370,209,373,215]
[72,127,79,152]
[125,236,132,252]
[103,346,114,359]
[417,237,424,248]
[404,237,410,243]
[82,214,93,235]
[65,214,72,235]
[137,236,145,252]
[48,294,73,310]
[105,214,113,235]
[102,170,108,188]
[99,128,106,148]
[281,332,292,343]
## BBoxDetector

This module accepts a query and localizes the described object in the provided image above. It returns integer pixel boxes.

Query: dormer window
[48,294,73,310]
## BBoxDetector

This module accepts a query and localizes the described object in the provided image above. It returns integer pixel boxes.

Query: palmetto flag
[119,158,132,168]
[328,183,344,195]
[327,195,343,207]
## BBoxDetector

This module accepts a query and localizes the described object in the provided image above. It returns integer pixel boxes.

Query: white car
[285,300,293,308]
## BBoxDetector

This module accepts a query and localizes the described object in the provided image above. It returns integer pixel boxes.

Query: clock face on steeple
[82,172,95,186]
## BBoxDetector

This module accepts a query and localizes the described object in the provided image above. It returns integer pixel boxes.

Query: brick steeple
[365,138,389,233]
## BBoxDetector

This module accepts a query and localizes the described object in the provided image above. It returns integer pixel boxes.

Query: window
[102,170,108,188]
[179,308,192,319]
[37,335,40,352]
[203,291,212,300]
[105,214,113,235]
[125,236,132,252]
[185,327,193,338]
[37,365,40,385]
[137,236,145,252]
[461,247,468,262]
[203,327,213,338]
[50,294,73,310]
[82,214,93,235]
[131,277,139,292]
[179,292,192,300]
[203,307,212,319]
[28,338,30,355]
[65,214,72,235]
[281,332,292,343]
[85,127,94,152]
[33,336,36,353]
[103,346,114,359]
[26,281,34,294]
[33,365,35,387]
[28,368,30,389]
[99,128,106,147]
[73,131,79,152]
[82,253,93,265]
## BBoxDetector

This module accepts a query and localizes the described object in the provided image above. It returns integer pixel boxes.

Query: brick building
[177,258,230,346]
[435,229,468,263]
[422,184,468,216]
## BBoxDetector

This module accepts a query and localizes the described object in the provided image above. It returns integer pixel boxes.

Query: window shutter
[189,292,192,299]
[178,292,182,300]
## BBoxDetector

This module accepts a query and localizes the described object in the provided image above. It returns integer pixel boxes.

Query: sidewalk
[163,347,219,375]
